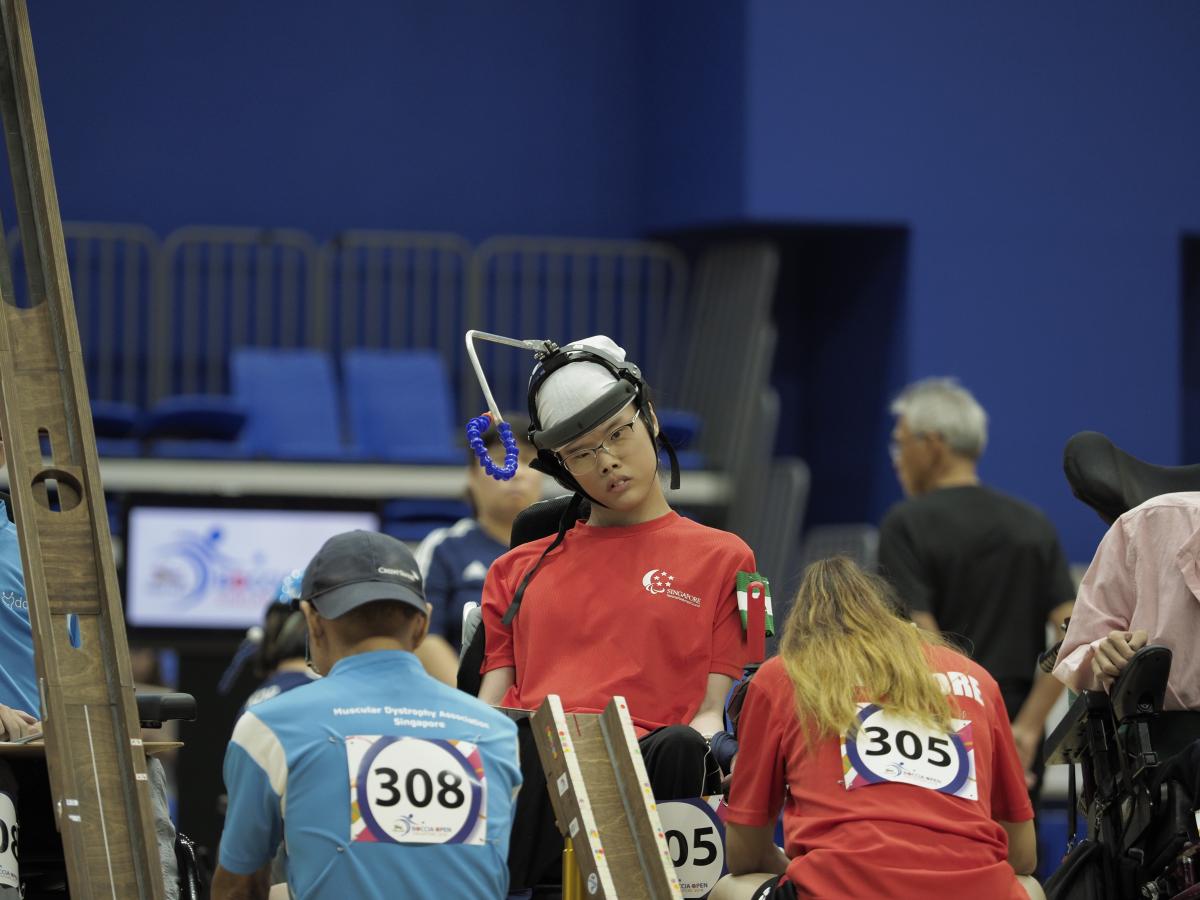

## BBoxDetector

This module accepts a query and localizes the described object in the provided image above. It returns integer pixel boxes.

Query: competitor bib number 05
[840,704,977,800]
[346,736,486,845]
[658,798,728,899]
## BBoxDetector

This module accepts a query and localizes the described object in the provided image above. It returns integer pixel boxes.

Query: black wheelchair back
[1043,434,1200,899]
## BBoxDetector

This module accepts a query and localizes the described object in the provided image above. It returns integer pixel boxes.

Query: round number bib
[0,792,17,889]
[841,704,976,800]
[348,736,485,845]
[657,798,727,899]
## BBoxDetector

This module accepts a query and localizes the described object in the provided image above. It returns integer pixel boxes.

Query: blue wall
[26,1,644,240]
[15,1,1200,559]
[637,0,746,229]
[735,2,1200,560]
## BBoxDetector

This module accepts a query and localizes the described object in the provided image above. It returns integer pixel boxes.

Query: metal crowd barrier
[152,226,322,402]
[8,222,158,406]
[321,229,472,415]
[466,236,689,419]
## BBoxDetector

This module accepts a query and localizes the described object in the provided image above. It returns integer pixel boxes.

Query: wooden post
[0,1,164,896]
[532,695,682,900]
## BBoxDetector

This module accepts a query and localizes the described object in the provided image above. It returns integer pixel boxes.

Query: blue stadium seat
[90,401,142,458]
[381,498,473,542]
[140,394,246,441]
[96,438,142,458]
[382,498,472,522]
[231,348,345,460]
[656,407,705,468]
[661,448,706,470]
[342,349,461,463]
[139,394,250,459]
[91,401,139,438]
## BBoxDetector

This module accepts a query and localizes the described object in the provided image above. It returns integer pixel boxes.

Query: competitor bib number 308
[346,736,486,845]
[840,703,977,800]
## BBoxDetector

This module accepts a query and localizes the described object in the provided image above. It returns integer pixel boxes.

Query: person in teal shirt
[0,490,39,739]
[214,531,521,900]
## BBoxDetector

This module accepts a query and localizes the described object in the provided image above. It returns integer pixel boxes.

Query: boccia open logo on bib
[840,703,977,800]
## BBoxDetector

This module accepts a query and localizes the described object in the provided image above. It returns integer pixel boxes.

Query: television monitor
[124,504,380,630]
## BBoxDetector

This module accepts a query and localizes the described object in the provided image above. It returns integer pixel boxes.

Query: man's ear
[300,600,323,642]
[927,431,951,463]
[411,609,429,649]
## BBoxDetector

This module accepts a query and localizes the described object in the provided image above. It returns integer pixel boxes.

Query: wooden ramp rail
[532,695,683,900]
[0,0,164,896]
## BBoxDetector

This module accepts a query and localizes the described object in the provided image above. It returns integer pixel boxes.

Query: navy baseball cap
[301,531,426,619]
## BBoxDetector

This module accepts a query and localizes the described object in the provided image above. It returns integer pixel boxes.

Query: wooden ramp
[532,695,683,900]
[0,0,164,895]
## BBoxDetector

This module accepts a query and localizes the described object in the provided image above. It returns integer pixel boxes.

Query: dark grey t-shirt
[879,485,1076,691]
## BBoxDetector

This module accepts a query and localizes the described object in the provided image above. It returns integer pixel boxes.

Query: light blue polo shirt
[219,649,521,899]
[0,501,36,715]
[0,499,81,718]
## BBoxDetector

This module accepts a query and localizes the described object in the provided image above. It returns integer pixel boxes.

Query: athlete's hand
[1091,629,1149,690]
[0,703,39,741]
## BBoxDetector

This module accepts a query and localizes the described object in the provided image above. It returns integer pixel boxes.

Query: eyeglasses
[559,414,641,475]
[889,431,930,462]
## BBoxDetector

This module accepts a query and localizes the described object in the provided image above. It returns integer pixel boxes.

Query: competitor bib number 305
[346,736,486,845]
[840,704,977,800]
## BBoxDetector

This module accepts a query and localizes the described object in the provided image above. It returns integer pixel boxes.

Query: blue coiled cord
[466,413,518,480]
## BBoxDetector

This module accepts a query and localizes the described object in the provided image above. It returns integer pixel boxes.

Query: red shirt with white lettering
[481,511,755,733]
[726,647,1034,898]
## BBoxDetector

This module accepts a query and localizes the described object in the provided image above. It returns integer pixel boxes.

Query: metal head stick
[464,330,553,424]
[463,330,555,480]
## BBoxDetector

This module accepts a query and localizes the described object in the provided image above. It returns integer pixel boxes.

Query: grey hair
[890,377,988,459]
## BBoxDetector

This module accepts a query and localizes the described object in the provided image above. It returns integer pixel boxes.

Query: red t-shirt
[481,511,756,733]
[726,647,1034,899]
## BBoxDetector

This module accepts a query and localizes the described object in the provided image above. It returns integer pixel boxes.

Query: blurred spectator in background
[240,570,316,715]
[878,378,1075,794]
[415,415,543,650]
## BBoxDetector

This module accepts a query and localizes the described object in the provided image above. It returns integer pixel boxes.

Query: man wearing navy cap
[213,531,521,900]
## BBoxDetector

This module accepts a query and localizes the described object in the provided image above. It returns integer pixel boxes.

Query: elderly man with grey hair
[878,377,1075,799]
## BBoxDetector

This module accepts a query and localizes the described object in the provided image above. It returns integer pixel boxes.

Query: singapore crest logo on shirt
[643,569,675,594]
[642,569,701,607]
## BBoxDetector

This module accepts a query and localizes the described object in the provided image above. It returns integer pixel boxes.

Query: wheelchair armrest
[137,692,197,729]
[1111,645,1173,724]
[460,603,482,662]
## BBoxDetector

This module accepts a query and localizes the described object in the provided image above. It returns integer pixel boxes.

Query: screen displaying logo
[126,506,378,629]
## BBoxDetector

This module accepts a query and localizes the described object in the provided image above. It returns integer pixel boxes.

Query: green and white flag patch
[735,571,774,636]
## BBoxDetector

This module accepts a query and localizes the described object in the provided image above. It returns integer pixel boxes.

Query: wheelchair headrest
[1110,645,1173,723]
[510,494,590,548]
[1063,431,1200,524]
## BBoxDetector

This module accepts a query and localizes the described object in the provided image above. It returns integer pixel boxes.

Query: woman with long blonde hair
[712,557,1043,900]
